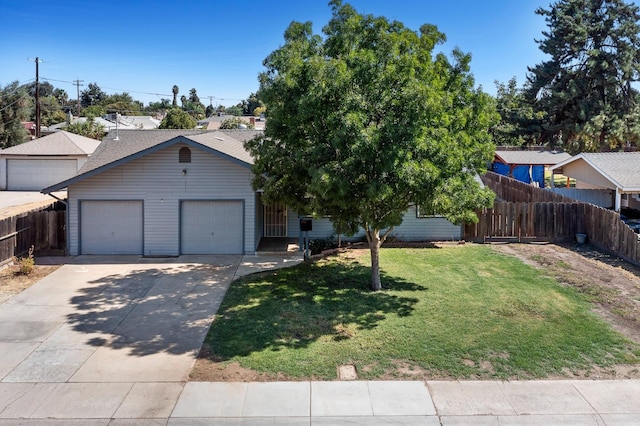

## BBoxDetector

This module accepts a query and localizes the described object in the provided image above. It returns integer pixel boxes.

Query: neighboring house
[492,150,571,188]
[0,131,100,190]
[41,129,462,256]
[197,115,265,130]
[550,152,640,212]
[49,116,139,133]
[119,115,161,129]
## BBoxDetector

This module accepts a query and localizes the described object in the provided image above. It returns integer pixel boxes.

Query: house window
[179,147,191,163]
[415,205,441,218]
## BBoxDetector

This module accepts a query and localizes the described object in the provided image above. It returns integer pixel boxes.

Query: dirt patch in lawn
[191,242,640,382]
[490,242,640,346]
[0,262,61,304]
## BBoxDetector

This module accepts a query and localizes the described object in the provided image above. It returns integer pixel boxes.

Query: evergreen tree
[0,81,30,148]
[492,78,547,147]
[527,0,640,153]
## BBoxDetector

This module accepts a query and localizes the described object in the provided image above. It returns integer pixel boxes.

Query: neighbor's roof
[41,129,261,193]
[550,152,640,191]
[0,130,101,156]
[494,150,571,166]
[120,115,161,129]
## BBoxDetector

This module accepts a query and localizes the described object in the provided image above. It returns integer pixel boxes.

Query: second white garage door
[7,159,77,190]
[181,201,243,254]
[80,200,144,255]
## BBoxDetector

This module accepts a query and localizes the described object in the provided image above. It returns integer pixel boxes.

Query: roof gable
[41,129,259,193]
[0,131,100,156]
[551,152,640,191]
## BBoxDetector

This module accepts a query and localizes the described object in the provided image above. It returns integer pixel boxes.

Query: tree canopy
[65,117,105,140]
[526,0,640,153]
[0,81,30,148]
[246,0,497,291]
[159,108,197,129]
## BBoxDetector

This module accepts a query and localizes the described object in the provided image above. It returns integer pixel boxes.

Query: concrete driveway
[0,255,242,384]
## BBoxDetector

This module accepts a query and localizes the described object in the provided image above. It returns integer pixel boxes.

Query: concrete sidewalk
[0,379,639,424]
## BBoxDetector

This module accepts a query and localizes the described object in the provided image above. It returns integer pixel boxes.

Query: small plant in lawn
[14,245,35,276]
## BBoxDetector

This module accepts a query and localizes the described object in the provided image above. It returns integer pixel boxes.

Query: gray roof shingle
[494,150,571,166]
[0,131,100,156]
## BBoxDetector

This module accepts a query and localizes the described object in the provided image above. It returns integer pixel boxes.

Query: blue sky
[0,0,550,107]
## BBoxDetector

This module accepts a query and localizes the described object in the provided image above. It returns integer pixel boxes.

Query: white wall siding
[391,207,462,241]
[287,206,461,242]
[68,143,255,255]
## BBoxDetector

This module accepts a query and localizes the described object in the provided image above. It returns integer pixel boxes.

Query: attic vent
[179,147,191,163]
[215,137,224,141]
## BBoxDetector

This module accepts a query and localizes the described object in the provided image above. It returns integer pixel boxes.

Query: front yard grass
[200,245,639,380]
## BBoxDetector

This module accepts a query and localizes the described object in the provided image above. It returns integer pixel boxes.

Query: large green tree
[0,81,30,148]
[246,0,497,291]
[159,108,197,129]
[527,0,640,153]
[81,82,107,108]
[492,77,547,147]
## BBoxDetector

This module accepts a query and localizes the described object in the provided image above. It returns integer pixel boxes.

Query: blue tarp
[531,165,545,188]
[512,165,531,184]
[492,162,546,187]
[492,162,510,176]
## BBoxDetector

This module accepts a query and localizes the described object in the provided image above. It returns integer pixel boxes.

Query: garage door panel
[7,159,77,190]
[181,201,243,254]
[81,201,143,254]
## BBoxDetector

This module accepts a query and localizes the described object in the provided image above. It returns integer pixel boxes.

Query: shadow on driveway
[66,257,240,357]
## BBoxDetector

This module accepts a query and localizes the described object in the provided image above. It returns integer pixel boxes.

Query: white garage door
[7,159,77,190]
[181,201,243,254]
[80,201,143,255]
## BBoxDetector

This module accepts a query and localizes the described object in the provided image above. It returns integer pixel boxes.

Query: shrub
[15,245,35,276]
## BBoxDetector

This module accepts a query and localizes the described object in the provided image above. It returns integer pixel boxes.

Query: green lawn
[201,245,639,380]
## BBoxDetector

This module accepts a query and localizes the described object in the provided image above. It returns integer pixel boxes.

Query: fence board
[464,172,640,266]
[0,203,66,264]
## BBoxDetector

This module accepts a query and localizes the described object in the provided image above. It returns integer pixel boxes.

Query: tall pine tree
[527,0,640,153]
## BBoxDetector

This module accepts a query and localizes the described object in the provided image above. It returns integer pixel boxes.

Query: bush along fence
[464,172,640,265]
[0,201,66,264]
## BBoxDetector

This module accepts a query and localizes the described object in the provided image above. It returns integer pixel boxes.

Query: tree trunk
[368,230,382,291]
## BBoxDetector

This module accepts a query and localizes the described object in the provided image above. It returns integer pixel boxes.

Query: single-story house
[41,129,462,256]
[0,131,101,190]
[550,152,640,212]
[492,150,571,188]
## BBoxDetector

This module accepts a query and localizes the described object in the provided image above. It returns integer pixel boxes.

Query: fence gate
[264,203,287,237]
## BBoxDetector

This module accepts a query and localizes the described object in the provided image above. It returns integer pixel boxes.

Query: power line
[0,97,26,113]
[40,76,247,104]
[0,79,35,100]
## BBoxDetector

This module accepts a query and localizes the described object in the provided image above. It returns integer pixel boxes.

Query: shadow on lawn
[202,258,423,360]
[66,260,237,356]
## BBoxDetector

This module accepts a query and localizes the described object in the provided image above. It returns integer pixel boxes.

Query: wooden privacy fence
[482,171,575,203]
[0,202,66,264]
[464,172,640,265]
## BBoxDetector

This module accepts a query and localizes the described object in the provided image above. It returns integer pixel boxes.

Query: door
[181,200,243,254]
[80,200,143,254]
[7,159,77,190]
[263,202,288,237]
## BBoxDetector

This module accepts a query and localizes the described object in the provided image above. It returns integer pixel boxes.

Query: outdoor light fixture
[182,169,187,176]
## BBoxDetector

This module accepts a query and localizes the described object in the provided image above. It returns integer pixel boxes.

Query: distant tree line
[0,78,267,143]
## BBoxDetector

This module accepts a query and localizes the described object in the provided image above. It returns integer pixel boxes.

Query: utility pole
[29,57,44,138]
[73,79,84,116]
